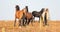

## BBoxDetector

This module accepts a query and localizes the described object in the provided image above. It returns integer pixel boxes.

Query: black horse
[32,8,45,23]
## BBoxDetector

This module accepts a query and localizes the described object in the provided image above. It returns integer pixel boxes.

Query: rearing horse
[14,5,27,26]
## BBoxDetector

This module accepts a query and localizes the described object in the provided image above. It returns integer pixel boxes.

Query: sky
[0,0,60,20]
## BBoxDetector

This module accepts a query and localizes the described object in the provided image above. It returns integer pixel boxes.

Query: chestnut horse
[14,5,27,26]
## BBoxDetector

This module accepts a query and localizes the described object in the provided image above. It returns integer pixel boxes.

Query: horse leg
[39,17,40,23]
[24,18,27,26]
[27,19,30,25]
[19,19,21,26]
[14,18,16,26]
[22,17,26,26]
[24,18,28,26]
[30,19,33,26]
[32,17,34,23]
[22,19,25,26]
[30,17,34,26]
[25,19,28,25]
[43,13,48,26]
[39,16,43,23]
[45,19,47,25]
[24,18,27,25]
[44,17,47,26]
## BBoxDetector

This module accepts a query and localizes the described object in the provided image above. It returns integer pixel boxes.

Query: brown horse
[24,12,34,25]
[21,6,34,25]
[14,5,27,26]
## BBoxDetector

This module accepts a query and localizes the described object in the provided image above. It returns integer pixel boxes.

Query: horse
[43,8,49,26]
[24,12,34,25]
[32,8,45,23]
[14,5,28,26]
[23,6,34,25]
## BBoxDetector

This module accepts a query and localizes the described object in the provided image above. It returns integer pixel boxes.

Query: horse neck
[39,11,43,13]
[16,10,19,11]
[25,6,28,12]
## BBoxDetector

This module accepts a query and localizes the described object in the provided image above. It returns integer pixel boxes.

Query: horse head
[44,8,49,13]
[25,6,28,12]
[46,8,48,12]
[39,8,45,15]
[15,5,20,11]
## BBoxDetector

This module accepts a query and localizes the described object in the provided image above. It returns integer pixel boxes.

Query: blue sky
[0,0,60,20]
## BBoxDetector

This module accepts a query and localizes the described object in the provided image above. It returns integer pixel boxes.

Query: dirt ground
[0,20,60,32]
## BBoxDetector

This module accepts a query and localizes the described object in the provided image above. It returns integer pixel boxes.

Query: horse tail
[15,5,20,11]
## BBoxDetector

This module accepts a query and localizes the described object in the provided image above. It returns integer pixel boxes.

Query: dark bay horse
[14,5,28,26]
[32,8,45,23]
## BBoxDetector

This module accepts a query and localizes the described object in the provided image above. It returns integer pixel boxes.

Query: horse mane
[25,6,28,12]
[15,5,20,11]
[40,8,44,13]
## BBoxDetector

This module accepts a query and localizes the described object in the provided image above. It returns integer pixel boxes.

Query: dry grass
[0,20,60,32]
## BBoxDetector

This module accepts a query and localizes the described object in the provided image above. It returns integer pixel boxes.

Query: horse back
[15,11,23,19]
[26,13,33,19]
